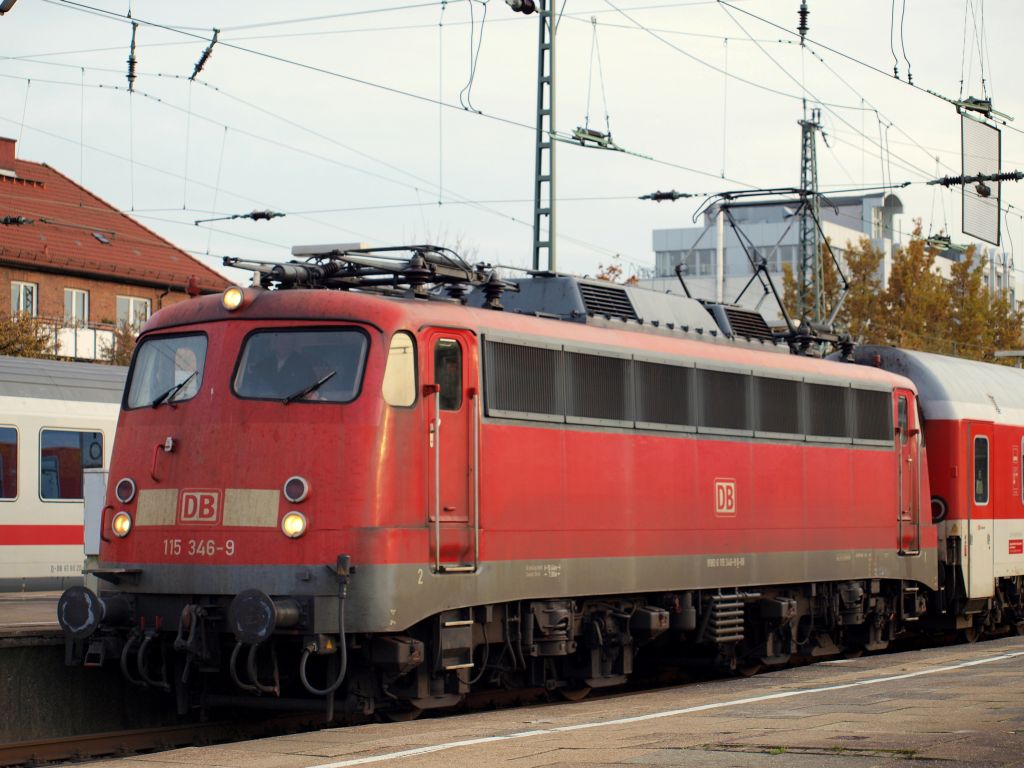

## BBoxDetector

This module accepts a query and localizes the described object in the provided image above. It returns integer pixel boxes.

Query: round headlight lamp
[115,477,136,504]
[283,476,309,503]
[112,511,133,538]
[281,511,307,539]
[222,286,245,311]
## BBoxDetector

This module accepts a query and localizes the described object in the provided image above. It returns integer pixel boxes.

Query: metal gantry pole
[532,0,556,272]
[798,103,822,323]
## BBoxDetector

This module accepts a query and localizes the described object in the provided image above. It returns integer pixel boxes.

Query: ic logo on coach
[177,490,222,525]
[714,478,737,517]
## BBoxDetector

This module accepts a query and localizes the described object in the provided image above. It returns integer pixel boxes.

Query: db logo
[714,478,737,517]
[177,490,222,525]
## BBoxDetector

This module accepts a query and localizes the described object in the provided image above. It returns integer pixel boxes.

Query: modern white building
[641,194,904,321]
[641,193,1018,322]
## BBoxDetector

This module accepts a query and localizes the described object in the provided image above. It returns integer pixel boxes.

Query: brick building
[0,137,229,360]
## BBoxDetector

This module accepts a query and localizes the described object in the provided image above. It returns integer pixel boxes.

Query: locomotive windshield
[126,334,207,409]
[233,328,368,404]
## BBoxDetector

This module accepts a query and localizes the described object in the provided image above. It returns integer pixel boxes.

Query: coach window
[382,332,417,407]
[435,339,462,411]
[40,430,103,501]
[0,427,16,500]
[974,436,989,505]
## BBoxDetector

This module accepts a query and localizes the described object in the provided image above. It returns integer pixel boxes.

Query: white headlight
[281,511,307,538]
[112,511,133,538]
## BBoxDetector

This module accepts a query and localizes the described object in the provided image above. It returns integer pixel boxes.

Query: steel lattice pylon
[798,105,822,323]
[532,0,556,272]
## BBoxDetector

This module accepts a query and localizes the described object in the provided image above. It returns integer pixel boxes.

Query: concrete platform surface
[79,636,1024,768]
[0,591,59,636]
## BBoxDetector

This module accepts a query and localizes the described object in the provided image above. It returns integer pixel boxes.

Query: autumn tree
[832,237,885,343]
[781,239,845,327]
[0,313,55,358]
[101,321,138,366]
[595,255,639,285]
[780,219,1023,362]
[871,222,949,350]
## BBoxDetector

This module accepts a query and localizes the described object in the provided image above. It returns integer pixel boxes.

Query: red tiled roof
[0,139,229,293]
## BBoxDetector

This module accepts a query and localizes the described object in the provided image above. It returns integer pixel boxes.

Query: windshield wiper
[151,371,198,409]
[283,370,336,405]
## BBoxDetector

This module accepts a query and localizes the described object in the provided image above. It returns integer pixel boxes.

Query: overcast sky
[1,0,1020,284]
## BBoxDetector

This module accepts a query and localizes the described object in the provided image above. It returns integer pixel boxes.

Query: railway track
[0,715,318,767]
[0,632,993,767]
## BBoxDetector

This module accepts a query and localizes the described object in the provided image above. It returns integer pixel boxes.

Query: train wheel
[382,704,423,722]
[557,684,592,702]
[735,662,762,678]
[842,647,864,659]
[960,626,980,644]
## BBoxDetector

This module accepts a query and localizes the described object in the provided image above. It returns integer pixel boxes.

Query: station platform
[0,591,59,638]
[74,635,1024,768]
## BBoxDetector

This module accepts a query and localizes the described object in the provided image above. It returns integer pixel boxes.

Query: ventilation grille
[566,352,632,421]
[755,376,801,434]
[806,383,848,438]
[723,306,774,341]
[484,341,563,417]
[699,369,749,430]
[853,389,892,440]
[578,282,639,321]
[635,361,692,426]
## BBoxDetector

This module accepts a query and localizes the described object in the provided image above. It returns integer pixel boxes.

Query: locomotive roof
[145,289,911,391]
[855,346,1024,425]
[0,355,127,403]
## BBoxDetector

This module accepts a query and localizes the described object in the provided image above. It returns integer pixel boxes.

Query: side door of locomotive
[895,389,921,554]
[966,420,996,598]
[422,328,480,573]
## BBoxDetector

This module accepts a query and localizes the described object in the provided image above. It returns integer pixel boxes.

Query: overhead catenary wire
[457,0,488,113]
[717,0,1022,139]
[42,0,756,190]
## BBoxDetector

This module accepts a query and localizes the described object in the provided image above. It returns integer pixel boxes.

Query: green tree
[0,313,55,358]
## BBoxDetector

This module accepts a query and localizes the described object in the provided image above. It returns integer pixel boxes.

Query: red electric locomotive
[57,246,960,718]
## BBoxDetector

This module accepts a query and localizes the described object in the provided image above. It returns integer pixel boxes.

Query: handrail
[472,390,480,572]
[433,388,442,573]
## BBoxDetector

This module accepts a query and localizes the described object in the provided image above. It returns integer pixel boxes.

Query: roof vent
[721,305,774,341]
[578,282,639,321]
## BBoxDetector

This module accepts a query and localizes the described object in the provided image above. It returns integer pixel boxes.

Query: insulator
[126,21,138,92]
[797,1,809,43]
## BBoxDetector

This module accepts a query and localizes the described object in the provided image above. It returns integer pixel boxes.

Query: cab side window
[435,339,462,411]
[382,332,417,407]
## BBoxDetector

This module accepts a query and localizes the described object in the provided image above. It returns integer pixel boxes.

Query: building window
[64,288,89,326]
[11,281,37,316]
[117,296,151,328]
